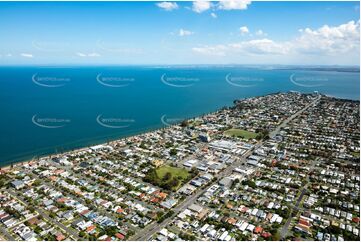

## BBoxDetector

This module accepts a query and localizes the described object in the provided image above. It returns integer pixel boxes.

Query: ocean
[0,65,359,166]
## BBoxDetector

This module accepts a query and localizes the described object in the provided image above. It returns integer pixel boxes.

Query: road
[135,95,321,241]
[0,95,321,241]
[132,146,257,241]
[0,225,16,241]
[279,158,320,239]
[5,189,82,241]
[279,187,307,239]
[270,95,321,138]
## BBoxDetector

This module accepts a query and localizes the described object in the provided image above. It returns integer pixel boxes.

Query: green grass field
[145,165,191,191]
[224,128,258,139]
[156,165,189,180]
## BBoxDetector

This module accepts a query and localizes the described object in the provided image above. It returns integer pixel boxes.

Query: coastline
[0,109,211,169]
[1,91,358,170]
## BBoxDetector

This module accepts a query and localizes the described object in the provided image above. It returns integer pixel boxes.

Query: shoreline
[0,91,358,170]
[0,110,212,170]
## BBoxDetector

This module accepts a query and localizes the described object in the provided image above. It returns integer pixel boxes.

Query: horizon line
[0,64,359,68]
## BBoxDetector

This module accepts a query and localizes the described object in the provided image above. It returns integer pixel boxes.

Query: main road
[269,94,321,138]
[132,145,257,241]
[134,95,321,241]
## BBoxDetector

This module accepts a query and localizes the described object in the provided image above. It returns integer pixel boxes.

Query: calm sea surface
[0,66,359,165]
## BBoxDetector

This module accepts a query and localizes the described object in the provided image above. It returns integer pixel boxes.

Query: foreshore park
[0,92,359,241]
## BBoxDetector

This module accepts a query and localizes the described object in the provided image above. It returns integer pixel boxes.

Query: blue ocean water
[0,66,359,166]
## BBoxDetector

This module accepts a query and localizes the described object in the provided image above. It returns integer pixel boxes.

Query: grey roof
[11,180,24,187]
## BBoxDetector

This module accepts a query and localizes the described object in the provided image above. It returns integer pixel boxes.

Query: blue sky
[0,1,359,65]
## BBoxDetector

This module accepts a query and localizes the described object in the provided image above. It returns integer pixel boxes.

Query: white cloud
[192,45,227,56]
[76,52,101,57]
[191,0,252,14]
[76,52,87,57]
[20,53,33,58]
[179,28,194,37]
[193,39,288,56]
[218,0,251,10]
[192,1,212,13]
[240,26,249,34]
[294,20,360,55]
[193,20,360,59]
[255,30,266,36]
[230,39,290,55]
[156,2,178,11]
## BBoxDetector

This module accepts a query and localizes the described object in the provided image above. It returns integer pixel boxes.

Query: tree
[104,226,118,237]
[169,178,179,189]
[33,179,41,186]
[180,120,188,127]
[143,168,158,184]
[242,179,256,189]
[139,142,147,149]
[170,149,177,156]
[271,231,281,241]
[163,172,172,181]
[34,226,42,234]
[179,232,196,241]
[28,206,35,213]
[190,167,199,175]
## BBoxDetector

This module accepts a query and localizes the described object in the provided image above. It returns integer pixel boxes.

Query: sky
[0,0,359,65]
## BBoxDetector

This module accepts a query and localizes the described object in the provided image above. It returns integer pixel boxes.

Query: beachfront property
[0,92,359,241]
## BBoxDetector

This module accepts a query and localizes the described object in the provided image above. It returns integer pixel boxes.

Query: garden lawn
[224,128,258,139]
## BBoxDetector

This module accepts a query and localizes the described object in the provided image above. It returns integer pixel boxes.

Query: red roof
[115,233,125,240]
[56,234,66,241]
[158,192,168,199]
[86,225,96,232]
[57,197,68,203]
[254,226,263,234]
[150,197,160,203]
[54,169,64,175]
[261,232,272,238]
[227,217,237,224]
[0,213,9,219]
[80,209,90,216]
[299,218,310,227]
